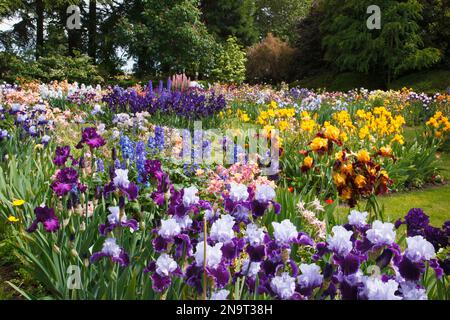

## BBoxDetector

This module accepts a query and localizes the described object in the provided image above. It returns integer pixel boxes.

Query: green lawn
[337,184,449,227]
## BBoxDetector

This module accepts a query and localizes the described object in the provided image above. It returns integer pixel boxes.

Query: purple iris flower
[76,127,106,149]
[144,253,183,293]
[90,238,129,267]
[27,206,60,233]
[53,146,71,166]
[99,206,139,236]
[50,167,85,197]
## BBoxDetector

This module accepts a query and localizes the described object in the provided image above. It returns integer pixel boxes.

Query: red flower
[326,199,334,205]
[288,186,294,193]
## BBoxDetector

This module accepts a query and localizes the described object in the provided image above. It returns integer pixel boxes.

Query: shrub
[0,52,103,84]
[211,37,247,84]
[246,33,295,84]
[389,69,450,94]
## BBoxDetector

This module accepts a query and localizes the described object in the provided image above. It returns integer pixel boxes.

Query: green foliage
[121,0,219,78]
[201,0,258,46]
[246,33,296,84]
[255,0,313,44]
[211,37,247,84]
[389,69,450,94]
[321,0,442,84]
[0,52,103,84]
[293,71,385,91]
[293,2,327,79]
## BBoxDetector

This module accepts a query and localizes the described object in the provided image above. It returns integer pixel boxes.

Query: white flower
[155,253,178,277]
[101,238,121,258]
[158,218,181,239]
[366,221,396,246]
[311,198,324,212]
[400,281,427,300]
[240,259,261,278]
[245,223,266,246]
[97,123,106,134]
[210,289,229,300]
[91,104,103,115]
[183,186,199,207]
[297,200,306,212]
[107,206,126,224]
[175,215,193,229]
[272,219,298,243]
[328,225,354,256]
[41,135,51,143]
[270,272,296,300]
[297,263,323,288]
[194,241,223,268]
[229,183,249,202]
[364,278,401,300]
[348,210,368,227]
[113,169,130,188]
[405,235,436,262]
[204,209,220,221]
[255,184,276,202]
[210,215,235,243]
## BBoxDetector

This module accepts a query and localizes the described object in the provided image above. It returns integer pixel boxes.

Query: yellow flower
[324,125,340,141]
[7,216,19,222]
[335,151,344,161]
[379,146,392,157]
[341,187,352,200]
[354,175,367,188]
[391,134,405,145]
[340,163,353,175]
[310,137,328,152]
[357,150,370,163]
[270,101,278,109]
[333,172,346,187]
[300,119,316,133]
[278,120,289,132]
[303,156,313,169]
[12,199,25,206]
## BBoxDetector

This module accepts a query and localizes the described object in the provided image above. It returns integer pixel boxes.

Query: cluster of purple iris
[102,82,226,119]
[1,102,51,144]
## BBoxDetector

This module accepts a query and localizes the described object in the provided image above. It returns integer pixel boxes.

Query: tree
[87,0,96,62]
[211,37,247,84]
[35,0,44,58]
[293,1,327,78]
[119,0,219,78]
[322,0,441,84]
[255,0,313,44]
[246,33,296,83]
[201,0,258,46]
[418,0,450,67]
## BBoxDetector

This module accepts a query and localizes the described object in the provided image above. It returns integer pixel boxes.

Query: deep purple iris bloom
[76,127,106,149]
[50,167,85,197]
[53,146,71,166]
[27,206,60,233]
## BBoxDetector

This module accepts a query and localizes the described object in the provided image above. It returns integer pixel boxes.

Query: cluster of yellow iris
[426,111,450,138]
[353,107,406,145]
[256,101,296,132]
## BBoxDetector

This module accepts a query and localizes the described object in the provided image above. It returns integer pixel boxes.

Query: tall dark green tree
[119,0,219,78]
[322,0,441,84]
[255,0,312,44]
[201,0,258,46]
[293,1,326,78]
